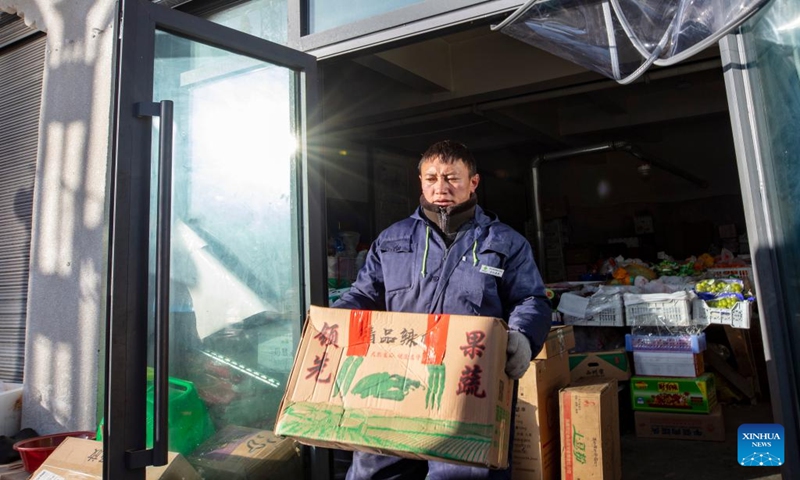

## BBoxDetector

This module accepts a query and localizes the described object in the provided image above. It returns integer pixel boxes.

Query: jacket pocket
[378,238,415,293]
[461,241,509,312]
[455,260,494,315]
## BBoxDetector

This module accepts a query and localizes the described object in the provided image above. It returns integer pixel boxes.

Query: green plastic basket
[97,374,215,455]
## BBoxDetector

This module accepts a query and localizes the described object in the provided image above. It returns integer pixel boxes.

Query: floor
[620,402,782,480]
[329,401,785,480]
[2,403,780,479]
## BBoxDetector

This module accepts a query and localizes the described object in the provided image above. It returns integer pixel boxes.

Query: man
[333,140,551,480]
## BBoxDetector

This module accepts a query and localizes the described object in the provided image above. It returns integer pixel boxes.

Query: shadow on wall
[0,0,115,435]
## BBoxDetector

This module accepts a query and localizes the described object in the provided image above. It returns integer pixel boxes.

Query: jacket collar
[420,194,477,236]
[412,203,495,228]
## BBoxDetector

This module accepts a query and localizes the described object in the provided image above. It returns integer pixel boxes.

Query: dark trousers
[344,382,518,480]
[345,453,511,480]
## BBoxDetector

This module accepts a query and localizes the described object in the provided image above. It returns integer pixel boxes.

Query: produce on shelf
[694,253,715,272]
[705,297,739,309]
[694,278,754,310]
[695,279,744,295]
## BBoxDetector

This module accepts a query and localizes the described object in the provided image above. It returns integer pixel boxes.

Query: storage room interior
[319,17,778,479]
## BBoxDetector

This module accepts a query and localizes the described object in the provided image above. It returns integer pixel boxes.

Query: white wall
[0,0,114,434]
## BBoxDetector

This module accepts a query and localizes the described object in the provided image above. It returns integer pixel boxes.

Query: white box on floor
[633,351,704,378]
[0,382,22,436]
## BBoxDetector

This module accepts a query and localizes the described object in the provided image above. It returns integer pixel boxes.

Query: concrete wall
[0,0,115,434]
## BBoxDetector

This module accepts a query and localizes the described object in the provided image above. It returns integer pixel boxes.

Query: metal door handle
[133,100,173,467]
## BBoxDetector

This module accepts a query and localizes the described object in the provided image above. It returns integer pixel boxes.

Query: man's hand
[505,331,532,380]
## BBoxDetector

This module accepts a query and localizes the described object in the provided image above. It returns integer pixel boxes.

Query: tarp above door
[493,0,770,84]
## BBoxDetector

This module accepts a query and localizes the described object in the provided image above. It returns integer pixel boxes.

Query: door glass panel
[205,0,289,46]
[742,0,800,396]
[149,30,303,460]
[308,0,422,33]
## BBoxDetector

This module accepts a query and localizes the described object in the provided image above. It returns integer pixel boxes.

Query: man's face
[419,157,479,207]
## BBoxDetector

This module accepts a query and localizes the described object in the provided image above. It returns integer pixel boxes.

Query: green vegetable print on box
[351,372,422,401]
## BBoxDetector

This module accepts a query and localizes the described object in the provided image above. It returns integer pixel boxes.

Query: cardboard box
[632,351,704,377]
[625,333,706,353]
[569,349,631,383]
[188,426,299,479]
[274,306,514,468]
[31,437,199,479]
[513,353,571,480]
[560,380,621,480]
[634,405,725,441]
[535,325,575,359]
[631,373,717,414]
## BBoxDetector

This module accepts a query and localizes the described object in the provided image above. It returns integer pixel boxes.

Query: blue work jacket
[334,205,551,355]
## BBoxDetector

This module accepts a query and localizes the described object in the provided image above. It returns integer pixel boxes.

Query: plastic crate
[563,294,625,327]
[692,298,752,329]
[707,267,753,291]
[624,292,693,327]
[625,333,706,353]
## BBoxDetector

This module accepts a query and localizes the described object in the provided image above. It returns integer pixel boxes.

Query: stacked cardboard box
[630,373,717,414]
[512,326,575,479]
[626,333,724,441]
[569,349,631,384]
[560,379,622,480]
[626,333,706,378]
[633,405,725,441]
[568,348,634,437]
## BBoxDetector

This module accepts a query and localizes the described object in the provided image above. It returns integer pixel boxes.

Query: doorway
[318,20,775,479]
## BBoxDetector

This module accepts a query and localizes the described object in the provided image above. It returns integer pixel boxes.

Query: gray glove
[505,331,532,380]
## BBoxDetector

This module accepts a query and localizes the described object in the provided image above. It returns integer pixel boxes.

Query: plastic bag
[494,0,770,84]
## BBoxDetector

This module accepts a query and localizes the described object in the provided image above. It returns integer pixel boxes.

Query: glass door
[105,1,326,479]
[721,0,800,473]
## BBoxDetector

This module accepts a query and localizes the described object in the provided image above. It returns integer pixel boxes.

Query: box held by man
[275,306,514,468]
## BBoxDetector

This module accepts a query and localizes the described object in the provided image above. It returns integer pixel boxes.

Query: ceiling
[319,20,733,168]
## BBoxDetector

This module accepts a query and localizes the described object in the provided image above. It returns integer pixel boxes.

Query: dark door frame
[104,0,326,478]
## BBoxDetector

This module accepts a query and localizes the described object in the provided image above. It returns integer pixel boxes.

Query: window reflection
[744,0,800,430]
[205,0,289,45]
[147,32,303,470]
[308,0,422,33]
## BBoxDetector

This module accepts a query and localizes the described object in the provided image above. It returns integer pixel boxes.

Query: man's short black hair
[419,140,478,177]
